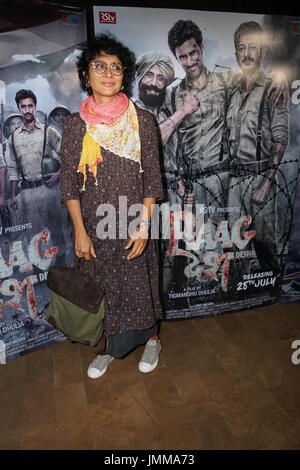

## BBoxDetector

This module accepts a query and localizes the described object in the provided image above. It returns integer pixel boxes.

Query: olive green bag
[45,292,105,347]
[45,258,105,348]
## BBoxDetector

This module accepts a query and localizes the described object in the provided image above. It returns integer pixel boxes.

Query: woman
[60,35,164,379]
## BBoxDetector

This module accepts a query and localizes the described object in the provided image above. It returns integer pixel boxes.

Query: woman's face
[86,51,124,104]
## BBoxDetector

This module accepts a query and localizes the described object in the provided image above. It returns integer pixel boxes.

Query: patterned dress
[60,105,164,338]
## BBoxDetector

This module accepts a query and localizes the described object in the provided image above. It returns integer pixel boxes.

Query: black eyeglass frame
[89,61,126,76]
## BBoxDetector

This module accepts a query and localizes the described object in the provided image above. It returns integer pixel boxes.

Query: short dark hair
[77,34,136,97]
[168,20,203,56]
[15,89,37,107]
[234,21,266,50]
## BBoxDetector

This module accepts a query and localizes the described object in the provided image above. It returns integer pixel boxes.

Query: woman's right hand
[74,230,96,260]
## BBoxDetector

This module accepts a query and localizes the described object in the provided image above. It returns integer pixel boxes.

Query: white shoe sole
[138,357,159,373]
[87,357,114,379]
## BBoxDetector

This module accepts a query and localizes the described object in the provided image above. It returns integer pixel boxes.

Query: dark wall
[9,0,298,16]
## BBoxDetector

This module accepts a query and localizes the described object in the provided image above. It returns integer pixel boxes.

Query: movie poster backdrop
[93,6,300,319]
[1,4,299,363]
[0,2,87,362]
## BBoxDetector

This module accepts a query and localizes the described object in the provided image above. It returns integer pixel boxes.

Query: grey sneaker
[138,339,161,373]
[87,354,114,379]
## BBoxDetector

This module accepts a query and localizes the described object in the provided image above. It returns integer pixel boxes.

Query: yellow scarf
[78,100,142,191]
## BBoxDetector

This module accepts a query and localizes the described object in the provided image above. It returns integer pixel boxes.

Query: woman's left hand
[125,229,148,260]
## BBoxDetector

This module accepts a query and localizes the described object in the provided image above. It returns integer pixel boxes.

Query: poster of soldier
[93,6,300,319]
[0,1,87,362]
[1,3,300,362]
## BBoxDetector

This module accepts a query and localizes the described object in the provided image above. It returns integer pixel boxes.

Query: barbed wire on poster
[163,158,299,314]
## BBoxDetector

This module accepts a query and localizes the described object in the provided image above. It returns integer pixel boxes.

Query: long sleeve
[59,114,82,203]
[269,97,289,145]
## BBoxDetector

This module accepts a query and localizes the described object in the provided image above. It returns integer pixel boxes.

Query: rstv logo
[99,12,116,24]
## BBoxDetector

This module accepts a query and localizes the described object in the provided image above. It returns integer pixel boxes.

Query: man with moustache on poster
[6,89,66,261]
[226,21,289,273]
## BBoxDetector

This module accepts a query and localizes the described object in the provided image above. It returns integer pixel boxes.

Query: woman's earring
[121,85,124,90]
[85,80,91,88]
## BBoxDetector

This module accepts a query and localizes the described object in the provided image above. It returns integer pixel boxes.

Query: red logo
[291,22,300,34]
[99,12,116,24]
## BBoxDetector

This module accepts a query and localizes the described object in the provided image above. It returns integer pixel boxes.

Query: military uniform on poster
[227,71,289,273]
[165,70,236,226]
[163,70,237,291]
[6,119,66,253]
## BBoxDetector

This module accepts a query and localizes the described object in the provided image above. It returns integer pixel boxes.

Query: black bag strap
[171,85,177,114]
[41,118,48,176]
[256,80,272,161]
[217,73,229,162]
[42,119,48,156]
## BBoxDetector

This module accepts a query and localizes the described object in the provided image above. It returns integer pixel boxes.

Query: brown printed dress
[60,105,164,338]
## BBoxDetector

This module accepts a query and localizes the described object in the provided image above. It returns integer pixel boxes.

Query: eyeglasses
[89,61,125,76]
